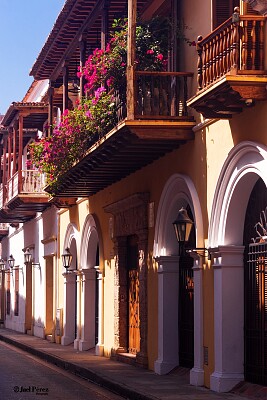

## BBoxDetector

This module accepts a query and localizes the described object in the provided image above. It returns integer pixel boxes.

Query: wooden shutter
[213,0,240,29]
[244,2,260,15]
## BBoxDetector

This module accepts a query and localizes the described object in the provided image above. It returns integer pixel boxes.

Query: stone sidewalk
[0,328,265,400]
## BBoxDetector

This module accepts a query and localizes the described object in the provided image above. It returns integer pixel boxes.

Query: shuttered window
[213,0,240,28]
[213,0,259,29]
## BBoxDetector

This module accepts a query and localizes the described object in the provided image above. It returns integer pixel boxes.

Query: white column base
[61,335,73,346]
[190,367,204,386]
[74,338,80,350]
[78,339,91,351]
[154,360,178,375]
[95,344,104,356]
[210,372,244,393]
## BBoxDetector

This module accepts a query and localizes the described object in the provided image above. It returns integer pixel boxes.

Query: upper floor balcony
[44,70,195,198]
[28,0,196,199]
[187,11,267,118]
[0,102,50,222]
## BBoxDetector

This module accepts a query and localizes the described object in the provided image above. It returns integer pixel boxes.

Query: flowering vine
[30,18,169,190]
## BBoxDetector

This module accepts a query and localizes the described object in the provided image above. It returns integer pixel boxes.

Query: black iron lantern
[61,248,73,269]
[173,207,194,247]
[24,248,32,264]
[7,254,15,269]
[0,258,5,271]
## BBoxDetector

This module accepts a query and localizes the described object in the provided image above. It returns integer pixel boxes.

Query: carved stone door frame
[104,192,149,368]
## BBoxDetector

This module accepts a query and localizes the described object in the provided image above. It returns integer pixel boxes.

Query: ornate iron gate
[179,255,194,368]
[245,240,267,385]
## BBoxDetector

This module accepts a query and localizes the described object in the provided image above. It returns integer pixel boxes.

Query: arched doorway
[243,178,267,385]
[209,141,267,392]
[79,214,102,352]
[61,224,78,346]
[153,174,203,384]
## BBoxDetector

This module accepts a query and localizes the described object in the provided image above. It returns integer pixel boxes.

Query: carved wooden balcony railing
[187,13,267,118]
[114,71,193,124]
[0,170,50,222]
[6,170,47,203]
[46,71,195,198]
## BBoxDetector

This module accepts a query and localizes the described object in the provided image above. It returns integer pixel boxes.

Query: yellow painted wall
[56,0,267,384]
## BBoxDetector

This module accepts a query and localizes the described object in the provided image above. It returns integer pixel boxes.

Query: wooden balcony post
[63,61,69,112]
[79,35,87,99]
[18,115,23,192]
[197,36,203,90]
[7,129,12,181]
[2,135,7,204]
[48,80,55,137]
[101,0,109,50]
[12,125,17,176]
[231,7,240,72]
[127,0,137,120]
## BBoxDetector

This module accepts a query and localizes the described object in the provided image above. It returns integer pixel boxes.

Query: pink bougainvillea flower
[156,53,164,61]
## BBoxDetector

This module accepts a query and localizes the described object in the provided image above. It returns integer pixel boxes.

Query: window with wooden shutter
[213,0,240,29]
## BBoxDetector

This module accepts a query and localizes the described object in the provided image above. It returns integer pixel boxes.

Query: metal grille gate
[245,241,267,385]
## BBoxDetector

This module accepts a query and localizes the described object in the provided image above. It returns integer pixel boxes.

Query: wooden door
[127,235,140,355]
[128,268,140,354]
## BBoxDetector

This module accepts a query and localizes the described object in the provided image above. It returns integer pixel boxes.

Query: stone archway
[209,141,267,392]
[153,173,204,386]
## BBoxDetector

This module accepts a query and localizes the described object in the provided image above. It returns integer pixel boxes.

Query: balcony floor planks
[47,119,195,198]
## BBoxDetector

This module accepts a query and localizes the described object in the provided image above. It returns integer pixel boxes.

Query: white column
[79,268,96,351]
[61,272,76,346]
[95,267,104,356]
[154,256,180,375]
[74,271,82,350]
[210,245,244,392]
[190,253,204,386]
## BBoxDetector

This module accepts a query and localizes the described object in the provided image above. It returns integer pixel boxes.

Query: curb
[0,334,158,400]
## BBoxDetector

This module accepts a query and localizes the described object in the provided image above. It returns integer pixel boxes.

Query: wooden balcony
[0,170,50,222]
[187,13,267,118]
[45,72,195,198]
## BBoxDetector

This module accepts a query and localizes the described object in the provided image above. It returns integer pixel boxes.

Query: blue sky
[0,0,65,115]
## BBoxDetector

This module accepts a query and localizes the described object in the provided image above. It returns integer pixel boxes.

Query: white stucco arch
[153,173,204,258]
[80,214,100,269]
[61,223,79,347]
[153,173,204,385]
[209,141,267,392]
[209,141,267,247]
[78,214,103,354]
[63,222,80,268]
